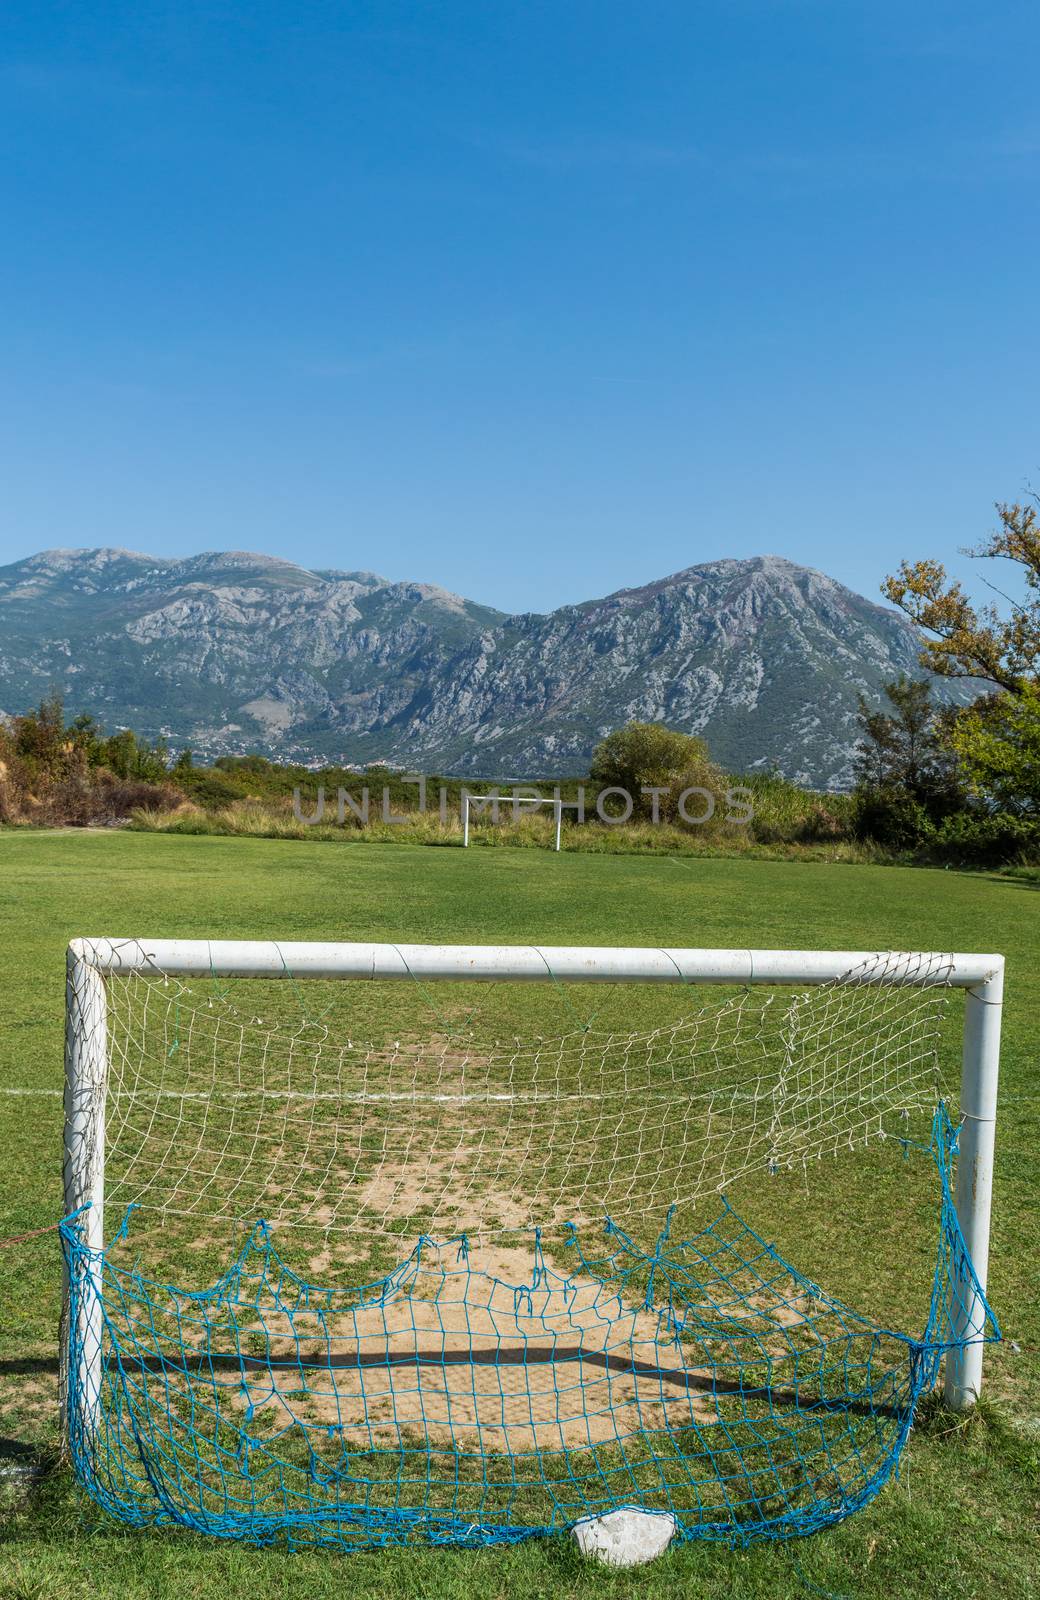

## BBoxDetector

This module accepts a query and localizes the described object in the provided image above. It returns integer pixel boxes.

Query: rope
[389,942,489,1037]
[274,941,336,1026]
[529,945,617,1033]
[57,1104,999,1553]
[0,1222,57,1249]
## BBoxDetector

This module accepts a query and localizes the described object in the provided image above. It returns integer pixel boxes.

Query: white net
[96,949,952,1248]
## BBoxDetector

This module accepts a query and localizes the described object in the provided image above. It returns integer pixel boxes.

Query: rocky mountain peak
[0,545,968,788]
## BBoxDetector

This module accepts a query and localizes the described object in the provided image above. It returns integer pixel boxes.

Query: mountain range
[0,547,968,789]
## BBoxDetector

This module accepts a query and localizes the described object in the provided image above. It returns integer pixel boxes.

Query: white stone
[571,1507,677,1567]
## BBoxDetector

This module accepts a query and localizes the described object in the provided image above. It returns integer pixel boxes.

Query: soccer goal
[461,790,563,849]
[61,938,1002,1553]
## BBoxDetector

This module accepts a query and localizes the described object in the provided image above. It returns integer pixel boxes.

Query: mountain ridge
[0,547,971,788]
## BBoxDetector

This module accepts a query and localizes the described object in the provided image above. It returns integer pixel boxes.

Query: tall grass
[128,787,879,863]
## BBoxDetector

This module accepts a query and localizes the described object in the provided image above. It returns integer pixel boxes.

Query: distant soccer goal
[61,939,1002,1553]
[461,790,563,849]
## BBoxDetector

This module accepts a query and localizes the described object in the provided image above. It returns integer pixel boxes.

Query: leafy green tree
[589,721,721,820]
[853,677,964,848]
[855,677,962,803]
[13,693,68,773]
[883,496,1040,822]
[949,682,1040,816]
[69,712,104,762]
[102,727,169,784]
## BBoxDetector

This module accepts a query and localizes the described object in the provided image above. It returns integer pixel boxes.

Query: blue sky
[1,1,1037,614]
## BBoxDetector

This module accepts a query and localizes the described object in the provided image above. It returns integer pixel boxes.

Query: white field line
[3,1086,597,1103]
[1,1086,937,1109]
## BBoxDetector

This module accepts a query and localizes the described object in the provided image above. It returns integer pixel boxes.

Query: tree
[949,682,1040,816]
[883,495,1040,821]
[589,722,721,819]
[102,727,170,784]
[853,677,964,847]
[69,711,104,758]
[854,677,961,803]
[883,497,1039,691]
[11,694,83,782]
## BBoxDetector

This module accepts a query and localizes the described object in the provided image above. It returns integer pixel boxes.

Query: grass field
[0,829,1037,1599]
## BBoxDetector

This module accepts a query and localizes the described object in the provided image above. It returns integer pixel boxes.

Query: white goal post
[63,938,1004,1429]
[461,791,563,850]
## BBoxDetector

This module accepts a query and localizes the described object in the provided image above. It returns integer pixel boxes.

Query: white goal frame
[63,938,1004,1428]
[461,792,563,850]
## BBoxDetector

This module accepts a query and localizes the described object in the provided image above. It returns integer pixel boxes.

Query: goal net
[60,940,1001,1552]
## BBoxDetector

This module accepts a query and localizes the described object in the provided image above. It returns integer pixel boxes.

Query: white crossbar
[69,938,1001,987]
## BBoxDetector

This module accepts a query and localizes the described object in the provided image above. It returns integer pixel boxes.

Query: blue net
[60,1105,997,1551]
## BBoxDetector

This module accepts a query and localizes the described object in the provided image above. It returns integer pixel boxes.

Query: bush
[0,698,179,826]
[663,760,729,827]
[852,784,1038,866]
[590,722,722,820]
[181,773,243,807]
[735,773,856,846]
[99,777,181,818]
[924,810,1040,868]
[852,789,933,851]
[0,756,27,824]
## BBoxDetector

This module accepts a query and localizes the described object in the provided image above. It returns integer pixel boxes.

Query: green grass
[0,830,1038,1598]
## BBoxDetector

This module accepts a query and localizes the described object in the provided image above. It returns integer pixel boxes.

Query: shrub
[852,789,932,851]
[924,810,1040,868]
[0,699,180,826]
[181,773,243,807]
[590,722,722,820]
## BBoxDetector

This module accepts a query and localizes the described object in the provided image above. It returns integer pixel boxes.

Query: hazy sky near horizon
[1,1,1038,615]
